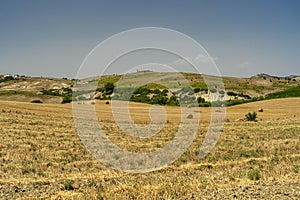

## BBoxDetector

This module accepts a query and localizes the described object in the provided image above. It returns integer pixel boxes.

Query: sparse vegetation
[248,170,261,180]
[227,91,251,99]
[40,88,73,104]
[1,72,299,107]
[1,72,300,198]
[265,85,300,99]
[62,180,74,190]
[104,82,114,95]
[245,112,257,121]
[0,75,15,83]
[61,96,72,104]
[31,99,43,103]
[0,98,299,198]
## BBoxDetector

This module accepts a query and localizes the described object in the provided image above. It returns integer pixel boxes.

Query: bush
[166,95,179,106]
[61,96,72,104]
[219,90,225,95]
[248,170,261,180]
[199,102,211,107]
[197,97,206,103]
[0,76,15,83]
[245,112,257,121]
[152,89,161,94]
[31,100,43,103]
[227,91,238,96]
[193,88,201,93]
[63,180,74,190]
[211,100,225,107]
[104,82,114,95]
[133,86,151,95]
[151,94,168,105]
[225,99,246,106]
[96,87,105,92]
[130,94,151,104]
[238,93,251,99]
[62,87,73,96]
[41,89,60,96]
[162,89,168,96]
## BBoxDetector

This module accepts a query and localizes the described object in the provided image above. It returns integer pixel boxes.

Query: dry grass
[0,98,299,199]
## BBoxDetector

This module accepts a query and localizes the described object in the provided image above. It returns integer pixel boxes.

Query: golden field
[0,98,299,199]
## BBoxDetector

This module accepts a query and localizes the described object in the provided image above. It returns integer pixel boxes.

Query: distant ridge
[252,73,300,80]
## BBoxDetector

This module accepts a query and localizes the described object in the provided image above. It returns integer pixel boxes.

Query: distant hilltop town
[0,73,28,79]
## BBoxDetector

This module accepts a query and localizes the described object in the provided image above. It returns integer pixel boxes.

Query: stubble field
[0,98,299,199]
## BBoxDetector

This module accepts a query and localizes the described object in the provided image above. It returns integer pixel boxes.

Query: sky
[0,0,299,78]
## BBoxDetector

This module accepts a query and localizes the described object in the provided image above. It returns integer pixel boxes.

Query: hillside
[1,73,300,198]
[0,76,73,104]
[1,72,300,105]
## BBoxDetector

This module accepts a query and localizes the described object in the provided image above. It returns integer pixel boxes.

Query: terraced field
[0,98,299,199]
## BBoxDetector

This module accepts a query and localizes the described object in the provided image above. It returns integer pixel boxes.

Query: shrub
[162,89,169,96]
[104,82,114,95]
[167,95,179,106]
[31,100,43,103]
[219,90,225,95]
[130,94,151,104]
[248,170,261,180]
[238,93,251,99]
[63,180,74,190]
[0,76,15,83]
[193,88,201,93]
[211,100,224,107]
[61,96,72,104]
[96,87,105,92]
[225,99,246,106]
[227,91,237,96]
[197,97,206,103]
[133,86,151,95]
[151,94,168,105]
[62,87,73,95]
[152,89,161,94]
[199,102,211,107]
[245,112,257,121]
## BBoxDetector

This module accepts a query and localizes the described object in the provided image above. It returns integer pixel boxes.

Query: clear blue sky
[0,0,299,78]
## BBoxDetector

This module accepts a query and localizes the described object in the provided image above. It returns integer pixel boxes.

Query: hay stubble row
[0,98,299,199]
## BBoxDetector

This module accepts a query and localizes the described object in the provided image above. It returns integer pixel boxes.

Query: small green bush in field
[61,96,72,104]
[245,112,257,121]
[63,179,74,190]
[248,170,261,180]
[31,100,43,103]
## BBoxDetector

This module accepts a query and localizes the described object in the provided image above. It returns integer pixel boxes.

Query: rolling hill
[0,72,299,105]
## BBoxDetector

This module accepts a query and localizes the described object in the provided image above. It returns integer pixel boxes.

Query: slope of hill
[1,72,300,105]
[0,76,73,103]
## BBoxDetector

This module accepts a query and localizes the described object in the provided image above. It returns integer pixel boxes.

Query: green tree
[62,96,72,104]
[197,97,206,103]
[104,82,114,95]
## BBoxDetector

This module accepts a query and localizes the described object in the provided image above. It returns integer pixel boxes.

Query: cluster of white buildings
[0,74,27,79]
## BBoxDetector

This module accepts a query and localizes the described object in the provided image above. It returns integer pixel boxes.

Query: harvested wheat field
[0,98,300,199]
